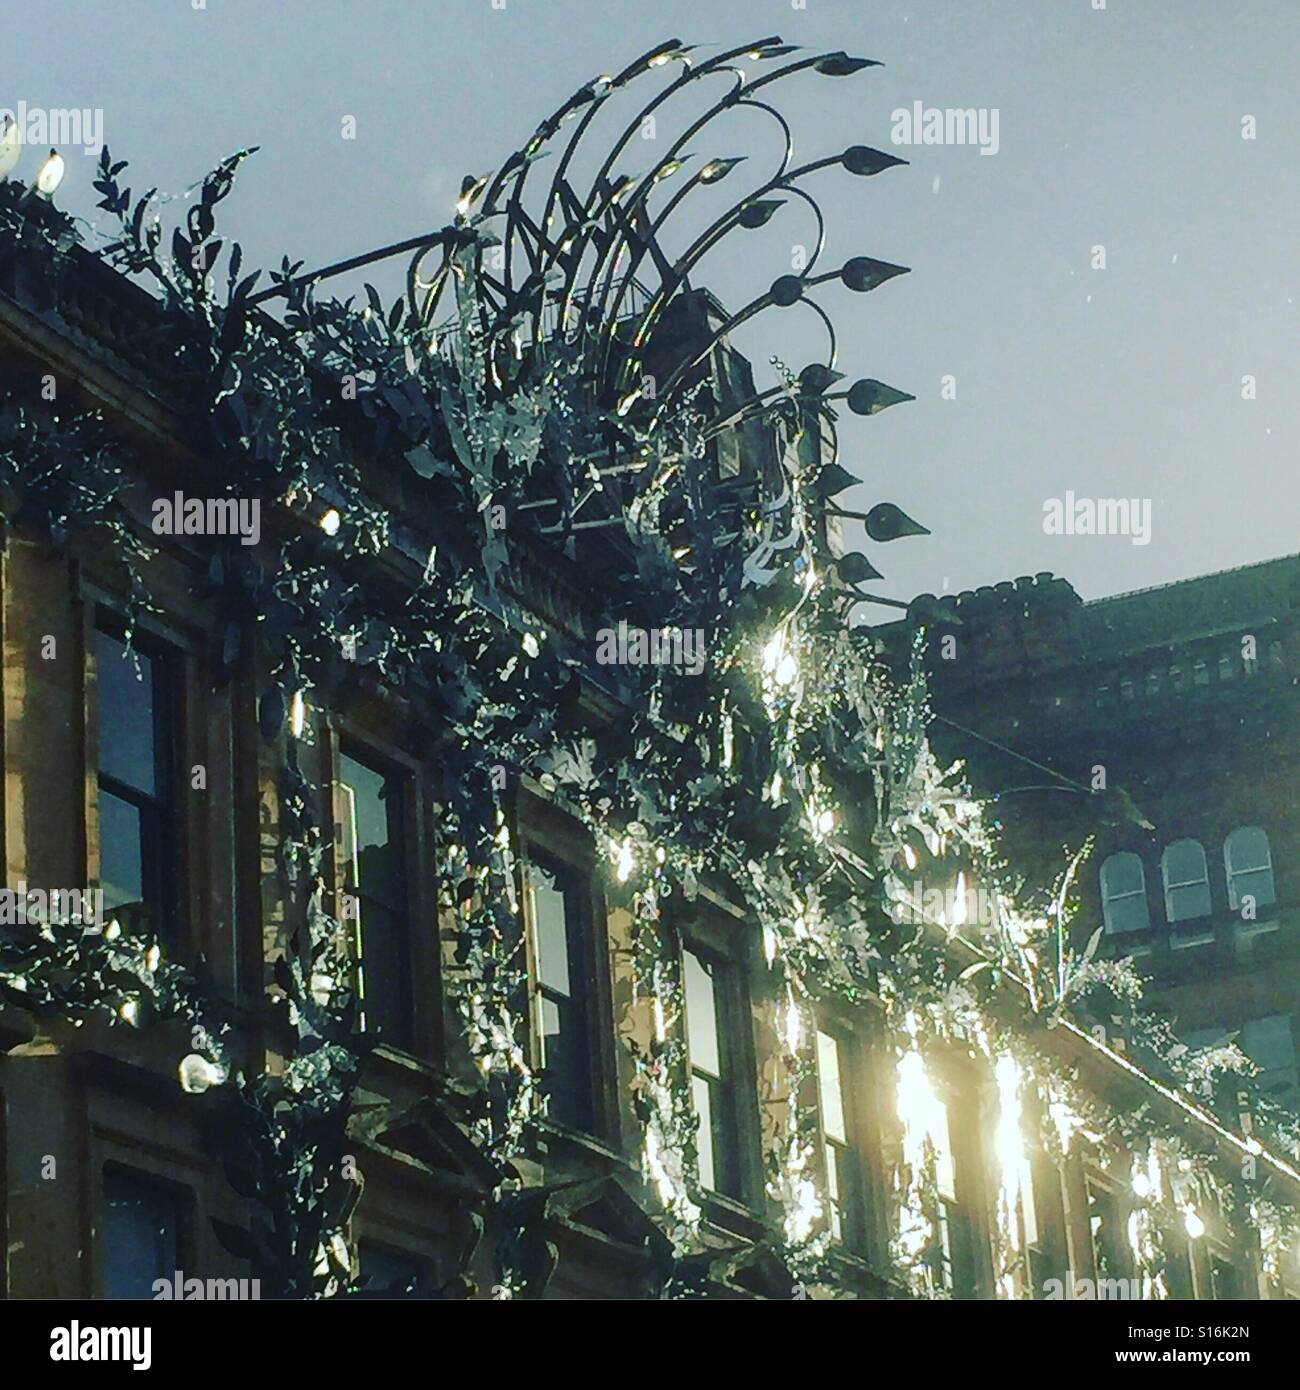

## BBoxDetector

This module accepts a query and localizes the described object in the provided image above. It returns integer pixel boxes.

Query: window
[929,1096,973,1294]
[1144,671,1160,698]
[1169,663,1184,691]
[1100,852,1149,934]
[1193,660,1209,687]
[359,1241,429,1296]
[94,626,178,941]
[1161,839,1211,922]
[898,1052,977,1295]
[1240,1015,1298,1106]
[1119,677,1135,702]
[1218,655,1234,682]
[101,1167,182,1299]
[1210,1251,1240,1300]
[815,1029,864,1248]
[1224,826,1275,913]
[683,947,742,1199]
[337,750,412,1047]
[522,854,595,1132]
[1085,1174,1131,1284]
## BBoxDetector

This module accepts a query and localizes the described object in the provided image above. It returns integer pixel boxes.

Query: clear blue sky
[10,0,1298,601]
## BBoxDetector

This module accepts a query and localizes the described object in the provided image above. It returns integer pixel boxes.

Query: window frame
[933,1074,985,1298]
[1223,826,1275,913]
[516,788,619,1145]
[813,1024,869,1252]
[91,613,182,945]
[1161,838,1212,923]
[519,848,600,1134]
[677,918,761,1209]
[1082,1165,1135,1289]
[98,1162,190,1301]
[356,1239,432,1296]
[900,1055,985,1299]
[1100,851,1150,935]
[331,727,429,1055]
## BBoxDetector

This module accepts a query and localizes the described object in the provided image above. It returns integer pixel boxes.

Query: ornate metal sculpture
[252,36,930,590]
[412,38,908,419]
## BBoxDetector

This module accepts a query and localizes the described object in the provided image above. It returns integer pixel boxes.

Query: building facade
[2,178,1299,1302]
[895,561,1300,1123]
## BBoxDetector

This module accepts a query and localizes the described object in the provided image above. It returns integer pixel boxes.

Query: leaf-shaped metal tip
[652,157,689,183]
[798,363,843,395]
[769,274,804,306]
[648,43,694,68]
[846,379,915,416]
[841,256,911,293]
[748,43,799,60]
[841,145,908,177]
[455,174,489,216]
[865,502,930,542]
[814,53,881,77]
[736,198,784,229]
[699,156,746,184]
[836,551,884,585]
[810,462,860,499]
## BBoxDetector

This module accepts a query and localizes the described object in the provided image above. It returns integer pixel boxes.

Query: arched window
[1100,852,1149,934]
[1224,827,1275,913]
[1161,839,1211,921]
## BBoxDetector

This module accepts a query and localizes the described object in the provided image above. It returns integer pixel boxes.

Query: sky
[8,0,1299,603]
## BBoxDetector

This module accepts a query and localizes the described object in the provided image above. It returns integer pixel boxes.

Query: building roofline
[1085,552,1300,609]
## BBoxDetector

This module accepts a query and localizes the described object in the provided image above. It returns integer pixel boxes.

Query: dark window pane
[538,992,592,1131]
[1163,840,1210,922]
[102,1168,180,1300]
[1164,839,1207,885]
[1212,1257,1239,1300]
[355,899,413,1045]
[1231,867,1276,911]
[359,1242,427,1296]
[95,630,157,797]
[339,753,404,911]
[1101,852,1144,898]
[1104,893,1150,934]
[1101,852,1150,933]
[1226,828,1275,910]
[99,790,145,910]
[1168,882,1212,921]
[338,752,411,1045]
[526,857,594,1132]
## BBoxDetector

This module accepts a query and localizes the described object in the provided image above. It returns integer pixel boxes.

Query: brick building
[895,560,1300,1111]
[2,198,1299,1302]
